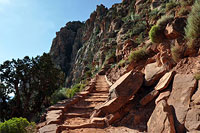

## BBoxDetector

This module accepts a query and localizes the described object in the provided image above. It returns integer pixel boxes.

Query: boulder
[167,74,197,132]
[171,17,186,34]
[191,80,200,102]
[164,17,186,39]
[90,117,106,125]
[165,24,180,40]
[109,71,143,99]
[185,108,200,131]
[147,100,176,133]
[155,71,175,91]
[96,97,130,114]
[105,112,121,125]
[140,90,159,106]
[155,90,170,104]
[144,62,166,86]
[39,124,58,133]
[46,110,63,125]
[191,80,200,106]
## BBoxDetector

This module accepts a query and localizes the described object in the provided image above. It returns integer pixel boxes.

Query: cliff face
[50,21,83,81]
[50,2,134,86]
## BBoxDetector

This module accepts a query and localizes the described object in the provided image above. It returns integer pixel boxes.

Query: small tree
[0,53,64,121]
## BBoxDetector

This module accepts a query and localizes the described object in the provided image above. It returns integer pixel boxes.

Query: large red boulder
[167,74,197,132]
[147,100,176,133]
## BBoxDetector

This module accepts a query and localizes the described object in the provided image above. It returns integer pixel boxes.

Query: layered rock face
[50,21,84,83]
[50,4,116,84]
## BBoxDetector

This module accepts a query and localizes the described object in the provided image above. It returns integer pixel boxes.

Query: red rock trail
[39,75,141,133]
[60,75,110,133]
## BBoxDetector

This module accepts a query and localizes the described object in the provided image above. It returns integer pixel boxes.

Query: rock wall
[50,3,131,86]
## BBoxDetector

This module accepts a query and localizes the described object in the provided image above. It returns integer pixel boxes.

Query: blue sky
[0,0,121,64]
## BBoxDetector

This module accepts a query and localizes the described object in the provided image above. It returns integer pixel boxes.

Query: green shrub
[0,117,36,133]
[149,25,161,43]
[166,1,178,12]
[130,21,146,36]
[135,32,145,44]
[66,83,85,98]
[149,15,174,43]
[128,47,148,63]
[178,8,189,16]
[194,73,200,80]
[122,13,141,23]
[149,9,159,21]
[185,0,200,48]
[50,88,67,104]
[180,0,194,7]
[171,45,182,62]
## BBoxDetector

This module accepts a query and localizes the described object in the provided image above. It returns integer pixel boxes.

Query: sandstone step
[84,98,107,102]
[39,124,58,133]
[64,113,90,118]
[86,95,108,99]
[95,87,109,89]
[68,107,93,114]
[96,82,108,84]
[89,93,109,96]
[74,101,105,108]
[47,110,63,115]
[71,105,94,109]
[63,117,90,126]
[92,90,109,93]
[96,82,107,84]
[48,104,66,111]
[87,95,108,98]
[60,122,105,130]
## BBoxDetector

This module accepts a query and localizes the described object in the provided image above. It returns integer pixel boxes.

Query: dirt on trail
[61,76,109,132]
[60,75,140,133]
[39,75,143,133]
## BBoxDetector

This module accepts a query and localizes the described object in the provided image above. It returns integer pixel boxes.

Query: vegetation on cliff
[185,0,200,48]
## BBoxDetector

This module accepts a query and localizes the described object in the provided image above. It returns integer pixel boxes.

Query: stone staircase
[38,75,110,133]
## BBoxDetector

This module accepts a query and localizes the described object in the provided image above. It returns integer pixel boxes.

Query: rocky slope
[45,0,200,132]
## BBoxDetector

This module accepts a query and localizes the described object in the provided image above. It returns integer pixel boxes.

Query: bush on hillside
[149,15,174,43]
[185,0,200,48]
[0,117,36,133]
[66,83,85,98]
[180,0,194,7]
[149,25,161,43]
[178,8,190,16]
[128,47,148,63]
[166,1,178,12]
[171,45,184,62]
[50,88,67,104]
